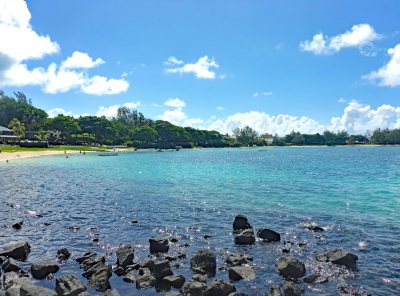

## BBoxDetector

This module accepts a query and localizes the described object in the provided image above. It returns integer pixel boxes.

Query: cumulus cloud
[216,106,224,111]
[363,44,400,87]
[61,51,104,70]
[0,0,128,95]
[164,98,186,108]
[96,101,141,118]
[165,55,219,79]
[300,24,380,55]
[207,111,324,136]
[46,108,72,118]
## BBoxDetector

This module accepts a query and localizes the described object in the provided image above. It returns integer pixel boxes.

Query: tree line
[2,90,400,148]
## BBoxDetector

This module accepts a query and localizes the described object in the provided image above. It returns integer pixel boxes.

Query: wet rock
[181,280,206,296]
[55,274,87,296]
[165,254,178,261]
[149,237,169,253]
[204,279,236,296]
[2,258,21,272]
[306,225,324,232]
[87,264,112,291]
[153,260,173,280]
[57,248,71,261]
[177,252,186,259]
[129,220,138,224]
[76,253,105,271]
[226,253,247,266]
[12,221,24,230]
[282,281,302,296]
[126,263,140,271]
[234,229,256,245]
[136,269,156,289]
[6,277,56,296]
[170,238,178,243]
[265,286,282,296]
[163,275,186,289]
[276,256,306,280]
[192,274,207,283]
[257,228,281,242]
[31,261,59,279]
[303,273,328,284]
[113,266,126,276]
[228,266,256,281]
[166,292,182,296]
[339,285,371,296]
[228,293,248,296]
[122,270,136,283]
[233,214,252,233]
[104,289,121,296]
[316,249,358,268]
[67,225,80,231]
[141,258,155,271]
[116,245,134,268]
[190,249,217,277]
[282,249,290,254]
[204,235,212,239]
[0,242,31,261]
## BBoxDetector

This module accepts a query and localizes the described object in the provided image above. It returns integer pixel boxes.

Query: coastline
[0,150,81,162]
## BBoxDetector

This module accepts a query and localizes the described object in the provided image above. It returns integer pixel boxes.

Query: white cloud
[183,118,204,127]
[164,98,186,108]
[300,24,380,55]
[46,108,72,118]
[61,51,104,70]
[216,106,224,111]
[160,108,187,124]
[338,98,347,104]
[253,91,272,97]
[363,44,400,87]
[165,55,219,79]
[96,101,141,118]
[0,0,128,96]
[329,101,400,134]
[207,111,324,136]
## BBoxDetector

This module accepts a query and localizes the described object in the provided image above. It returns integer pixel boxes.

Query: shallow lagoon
[0,147,399,295]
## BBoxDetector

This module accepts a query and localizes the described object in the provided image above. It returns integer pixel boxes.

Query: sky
[1,0,400,135]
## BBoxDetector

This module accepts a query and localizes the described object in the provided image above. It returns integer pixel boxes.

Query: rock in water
[204,279,236,296]
[31,261,59,279]
[6,277,57,296]
[136,268,156,289]
[316,249,358,268]
[307,225,324,232]
[276,256,306,280]
[282,281,302,296]
[257,228,281,242]
[104,289,121,296]
[192,274,207,283]
[228,266,256,281]
[2,258,21,272]
[233,214,252,233]
[226,253,248,266]
[234,229,256,245]
[116,245,134,268]
[122,270,136,283]
[181,280,206,296]
[163,275,186,289]
[153,260,173,280]
[87,264,112,292]
[57,248,71,261]
[55,274,87,296]
[0,242,31,261]
[149,237,169,253]
[265,286,282,296]
[190,249,217,277]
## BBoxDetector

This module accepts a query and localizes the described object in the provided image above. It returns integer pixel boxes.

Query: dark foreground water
[0,147,399,295]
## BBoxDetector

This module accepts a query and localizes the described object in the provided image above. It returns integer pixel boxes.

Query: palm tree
[8,118,25,143]
[36,130,48,141]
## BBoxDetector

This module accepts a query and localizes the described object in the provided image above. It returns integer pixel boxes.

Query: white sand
[0,150,80,163]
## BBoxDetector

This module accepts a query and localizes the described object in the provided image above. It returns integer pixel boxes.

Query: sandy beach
[0,150,80,162]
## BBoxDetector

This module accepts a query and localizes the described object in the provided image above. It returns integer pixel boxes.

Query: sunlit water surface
[0,147,399,295]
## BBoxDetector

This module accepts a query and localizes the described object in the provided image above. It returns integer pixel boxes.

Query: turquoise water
[0,147,399,295]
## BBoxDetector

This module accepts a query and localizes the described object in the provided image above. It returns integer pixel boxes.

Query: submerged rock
[316,249,358,268]
[31,261,59,279]
[6,277,56,296]
[149,237,169,253]
[306,225,324,232]
[257,228,281,242]
[55,274,87,296]
[104,289,121,296]
[122,270,136,283]
[116,245,134,268]
[190,249,217,277]
[57,248,71,261]
[12,221,24,230]
[204,279,236,296]
[163,275,186,289]
[0,242,31,261]
[228,266,256,281]
[276,256,306,280]
[234,229,256,245]
[2,258,21,272]
[282,281,302,296]
[233,214,252,233]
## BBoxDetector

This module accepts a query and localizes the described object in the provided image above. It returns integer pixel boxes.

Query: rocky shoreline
[0,214,366,296]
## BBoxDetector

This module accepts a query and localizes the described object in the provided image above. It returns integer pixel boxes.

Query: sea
[0,147,399,295]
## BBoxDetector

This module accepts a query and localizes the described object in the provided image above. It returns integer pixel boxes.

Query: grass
[0,145,102,153]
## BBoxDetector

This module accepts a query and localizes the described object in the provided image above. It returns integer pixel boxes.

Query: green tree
[8,118,25,142]
[46,115,81,144]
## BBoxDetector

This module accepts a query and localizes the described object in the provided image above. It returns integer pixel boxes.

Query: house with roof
[0,126,18,144]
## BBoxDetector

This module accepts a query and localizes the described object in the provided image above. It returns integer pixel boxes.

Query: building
[0,126,18,144]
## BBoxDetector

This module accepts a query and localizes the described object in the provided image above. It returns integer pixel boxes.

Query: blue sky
[1,0,400,135]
